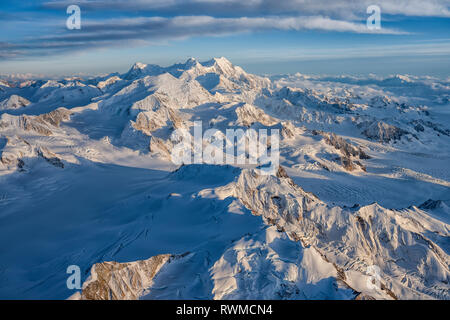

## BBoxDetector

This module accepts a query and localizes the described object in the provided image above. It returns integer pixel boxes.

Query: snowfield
[0,57,448,300]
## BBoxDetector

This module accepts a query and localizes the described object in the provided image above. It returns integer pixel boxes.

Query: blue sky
[0,0,449,78]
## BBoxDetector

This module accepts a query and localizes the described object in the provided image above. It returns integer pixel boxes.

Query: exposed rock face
[0,135,65,171]
[120,103,184,155]
[36,147,64,168]
[369,96,395,108]
[132,107,183,135]
[1,58,449,300]
[0,95,31,110]
[0,136,32,170]
[321,132,370,160]
[149,136,173,159]
[220,167,450,299]
[419,199,446,210]
[235,103,278,127]
[279,121,300,140]
[361,121,409,143]
[132,111,161,135]
[354,293,376,300]
[210,225,358,300]
[19,116,54,136]
[118,91,188,153]
[78,254,172,300]
[312,131,370,172]
[227,167,319,224]
[38,108,72,127]
[411,120,450,136]
[0,107,72,136]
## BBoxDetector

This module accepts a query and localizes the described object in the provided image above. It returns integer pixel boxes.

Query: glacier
[0,57,448,300]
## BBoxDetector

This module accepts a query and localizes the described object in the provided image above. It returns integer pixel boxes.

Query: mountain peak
[183,57,199,68]
[214,56,231,63]
[124,62,165,80]
[202,57,232,68]
[131,62,148,70]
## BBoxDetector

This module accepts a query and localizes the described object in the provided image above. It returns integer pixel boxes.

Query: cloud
[0,15,407,59]
[4,0,446,60]
[240,41,450,61]
[42,0,450,18]
[73,15,406,36]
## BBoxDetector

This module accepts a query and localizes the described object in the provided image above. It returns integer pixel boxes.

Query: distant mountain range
[0,57,449,300]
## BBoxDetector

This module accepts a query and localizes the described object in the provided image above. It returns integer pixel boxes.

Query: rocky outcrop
[312,131,370,172]
[0,95,31,110]
[149,136,173,159]
[120,105,183,155]
[279,121,301,140]
[38,108,72,127]
[220,167,450,299]
[235,103,278,127]
[321,132,370,160]
[132,107,184,136]
[419,199,448,210]
[0,107,72,136]
[0,136,33,170]
[411,120,450,137]
[210,225,358,300]
[0,136,65,171]
[36,147,64,168]
[360,121,409,143]
[77,254,173,300]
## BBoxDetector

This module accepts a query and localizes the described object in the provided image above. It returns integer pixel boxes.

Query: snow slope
[0,58,448,300]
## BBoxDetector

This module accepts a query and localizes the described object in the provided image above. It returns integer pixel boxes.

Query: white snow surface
[0,58,448,300]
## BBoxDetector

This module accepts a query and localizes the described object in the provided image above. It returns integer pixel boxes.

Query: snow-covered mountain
[0,95,30,111]
[0,58,449,300]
